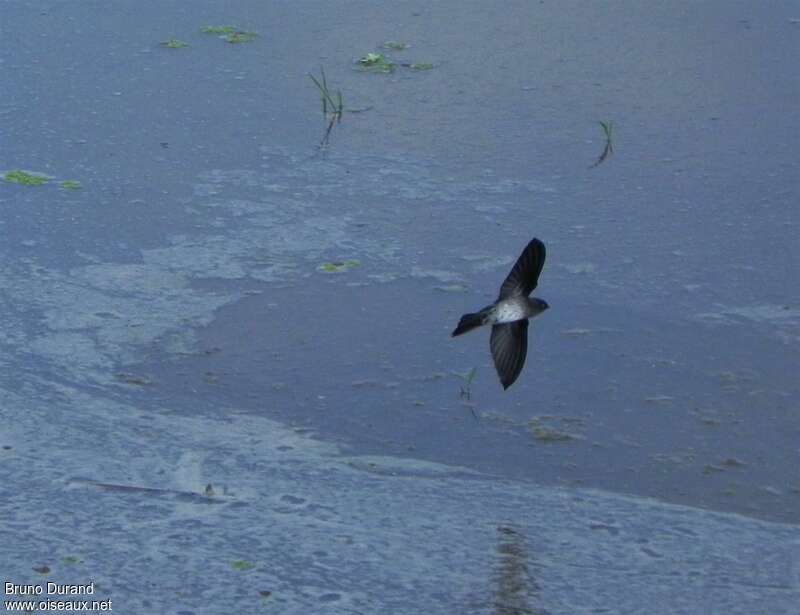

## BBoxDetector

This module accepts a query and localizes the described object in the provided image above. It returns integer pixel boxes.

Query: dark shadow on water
[492,525,548,615]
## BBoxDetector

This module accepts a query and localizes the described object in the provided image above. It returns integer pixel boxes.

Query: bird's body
[452,238,549,389]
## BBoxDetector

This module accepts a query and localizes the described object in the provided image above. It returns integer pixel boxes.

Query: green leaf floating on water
[382,41,408,50]
[225,31,257,43]
[200,25,258,43]
[231,560,256,571]
[160,38,189,48]
[60,180,82,190]
[4,170,48,185]
[201,25,237,35]
[318,259,361,273]
[356,51,433,74]
[356,52,396,73]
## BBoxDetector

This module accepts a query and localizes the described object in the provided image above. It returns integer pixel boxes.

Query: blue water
[2,2,798,612]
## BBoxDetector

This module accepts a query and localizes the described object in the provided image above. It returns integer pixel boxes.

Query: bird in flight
[452,238,549,389]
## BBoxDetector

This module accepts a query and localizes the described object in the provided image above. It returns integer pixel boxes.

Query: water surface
[2,2,798,613]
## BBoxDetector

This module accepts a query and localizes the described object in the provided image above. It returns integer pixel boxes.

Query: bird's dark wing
[490,320,528,390]
[498,238,546,299]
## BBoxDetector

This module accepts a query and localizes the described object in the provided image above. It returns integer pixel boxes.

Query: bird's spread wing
[490,320,528,390]
[498,238,546,299]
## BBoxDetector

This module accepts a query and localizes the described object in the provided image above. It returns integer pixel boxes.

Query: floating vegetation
[225,31,257,44]
[201,25,258,43]
[382,41,409,50]
[458,367,478,400]
[589,120,614,169]
[529,425,576,442]
[356,52,397,73]
[231,560,256,571]
[61,556,83,565]
[160,38,189,48]
[355,50,434,74]
[3,173,83,192]
[528,416,582,442]
[4,170,48,186]
[318,259,360,273]
[309,66,344,147]
[201,25,236,35]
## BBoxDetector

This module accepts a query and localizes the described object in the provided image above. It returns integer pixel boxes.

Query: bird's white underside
[493,299,530,324]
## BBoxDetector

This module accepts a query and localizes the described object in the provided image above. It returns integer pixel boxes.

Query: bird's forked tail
[452,310,489,337]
